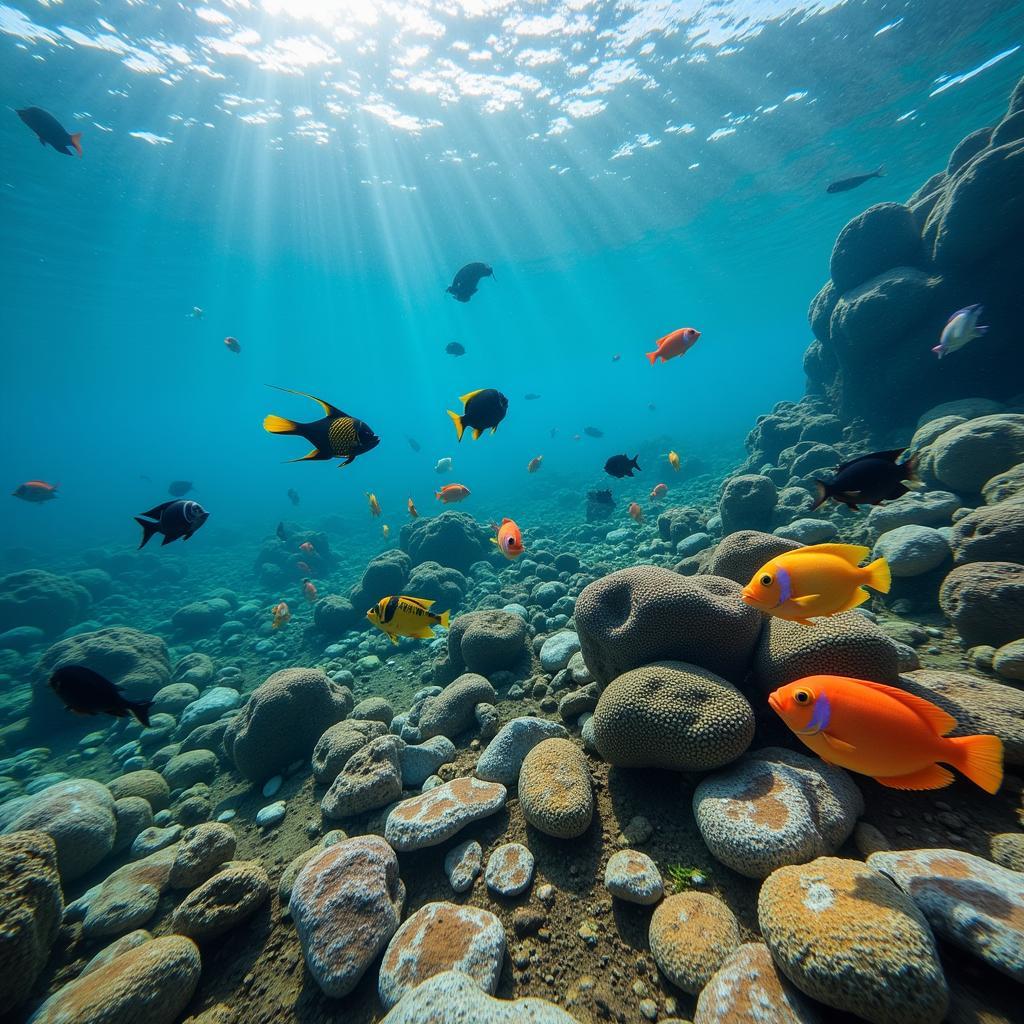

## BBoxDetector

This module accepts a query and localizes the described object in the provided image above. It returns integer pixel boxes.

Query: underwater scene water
[2,0,1024,1021]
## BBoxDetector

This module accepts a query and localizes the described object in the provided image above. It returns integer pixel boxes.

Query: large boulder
[939,561,1024,647]
[225,667,353,783]
[719,475,777,534]
[575,566,762,686]
[949,500,1024,564]
[829,202,924,293]
[592,661,754,772]
[311,719,388,784]
[400,511,493,572]
[312,595,360,635]
[931,415,1024,493]
[349,550,411,610]
[705,530,800,585]
[447,610,528,676]
[406,561,467,609]
[418,674,496,740]
[873,525,950,577]
[0,569,91,636]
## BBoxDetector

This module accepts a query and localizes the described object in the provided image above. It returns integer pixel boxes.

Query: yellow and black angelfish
[264,386,380,466]
[366,595,451,644]
[446,388,509,442]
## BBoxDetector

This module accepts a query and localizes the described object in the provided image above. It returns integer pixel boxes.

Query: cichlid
[136,500,209,548]
[811,449,919,512]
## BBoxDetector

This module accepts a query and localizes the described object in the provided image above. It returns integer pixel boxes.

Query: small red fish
[647,327,701,365]
[271,602,291,629]
[436,484,470,504]
[224,336,241,353]
[299,541,314,553]
[527,456,543,473]
[12,480,58,503]
[303,579,317,603]
[628,502,643,523]
[650,483,668,500]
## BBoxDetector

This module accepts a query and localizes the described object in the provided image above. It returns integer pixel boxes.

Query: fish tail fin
[632,456,641,471]
[810,480,829,510]
[135,517,159,549]
[438,609,451,630]
[975,324,989,335]
[865,556,891,594]
[932,344,944,358]
[645,350,658,365]
[950,733,1004,794]
[70,132,82,157]
[902,452,923,487]
[264,414,300,435]
[446,409,465,442]
[876,164,885,177]
[129,699,154,728]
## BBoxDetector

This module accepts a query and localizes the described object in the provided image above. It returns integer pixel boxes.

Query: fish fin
[949,734,1003,794]
[875,164,886,177]
[932,344,944,357]
[810,481,830,511]
[161,533,174,545]
[794,617,817,627]
[834,587,871,612]
[822,733,856,753]
[266,385,345,418]
[646,350,658,364]
[865,557,891,594]
[873,763,954,791]
[788,594,822,608]
[446,409,465,442]
[872,448,906,464]
[388,633,398,645]
[288,448,331,463]
[793,542,872,565]
[129,699,153,728]
[490,537,498,545]
[141,500,175,519]
[975,324,989,335]
[844,678,959,735]
[70,132,82,157]
[404,597,435,609]
[458,389,485,405]
[491,426,498,434]
[264,414,300,435]
[472,428,483,440]
[438,609,451,630]
[135,517,159,549]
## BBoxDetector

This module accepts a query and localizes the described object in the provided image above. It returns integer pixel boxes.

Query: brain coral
[592,661,755,771]
[705,530,801,586]
[575,566,762,686]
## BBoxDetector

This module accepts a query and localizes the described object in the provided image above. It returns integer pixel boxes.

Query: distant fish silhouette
[17,107,82,157]
[826,166,885,193]
[446,263,494,303]
[445,341,466,356]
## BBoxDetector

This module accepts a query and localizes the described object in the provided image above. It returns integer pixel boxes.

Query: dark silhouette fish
[263,386,380,466]
[287,489,300,506]
[605,454,640,478]
[446,263,494,303]
[447,388,508,441]
[524,393,541,400]
[136,499,209,547]
[584,426,604,438]
[276,521,289,542]
[406,436,422,453]
[826,166,885,193]
[811,448,919,511]
[49,665,152,726]
[445,341,466,356]
[168,480,194,497]
[17,107,82,157]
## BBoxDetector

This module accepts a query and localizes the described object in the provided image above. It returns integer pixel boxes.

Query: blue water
[1,0,1021,560]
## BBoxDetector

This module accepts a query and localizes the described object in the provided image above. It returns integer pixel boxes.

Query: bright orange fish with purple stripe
[769,675,1003,794]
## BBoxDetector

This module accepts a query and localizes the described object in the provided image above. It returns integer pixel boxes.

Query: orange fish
[436,484,470,504]
[303,579,317,603]
[527,456,543,473]
[491,518,524,560]
[271,602,291,629]
[650,483,668,500]
[383,524,390,539]
[299,541,314,553]
[408,498,419,518]
[770,675,1003,794]
[667,450,680,472]
[367,492,382,517]
[12,480,58,503]
[628,502,643,523]
[224,336,241,353]
[741,543,890,626]
[647,327,701,365]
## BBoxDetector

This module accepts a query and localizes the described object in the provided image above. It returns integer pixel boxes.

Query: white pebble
[262,775,283,798]
[256,801,286,828]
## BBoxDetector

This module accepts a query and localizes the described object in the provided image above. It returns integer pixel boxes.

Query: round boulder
[719,475,778,534]
[649,892,740,995]
[450,610,528,676]
[400,511,492,573]
[829,202,923,293]
[939,561,1024,647]
[0,569,91,636]
[931,415,1024,493]
[518,738,593,839]
[950,500,1024,564]
[418,673,496,740]
[873,525,950,577]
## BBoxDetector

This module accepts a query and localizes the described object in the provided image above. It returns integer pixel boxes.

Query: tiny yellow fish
[382,524,390,539]
[667,450,680,471]
[367,595,450,644]
[741,543,891,625]
[367,492,382,517]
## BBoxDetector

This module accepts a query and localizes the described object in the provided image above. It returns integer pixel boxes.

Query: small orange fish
[367,492,382,517]
[299,541,314,553]
[12,480,58,503]
[646,327,701,365]
[628,502,643,523]
[667,450,680,472]
[741,543,891,625]
[271,602,291,629]
[650,483,668,500]
[527,456,543,473]
[383,524,390,539]
[224,336,241,354]
[491,518,524,560]
[408,498,419,518]
[303,579,317,603]
[436,484,470,504]
[770,675,1003,794]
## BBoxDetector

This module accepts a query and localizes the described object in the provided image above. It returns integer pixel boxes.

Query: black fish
[811,448,918,511]
[264,386,380,466]
[550,427,558,438]
[136,499,209,547]
[49,665,152,726]
[648,403,656,412]
[584,426,604,438]
[605,454,640,478]
[287,489,300,506]
[447,388,508,441]
[406,436,422,453]
[826,166,885,194]
[17,107,82,157]
[588,489,614,506]
[446,262,494,303]
[276,521,289,543]
[524,393,541,401]
[168,480,194,497]
[445,341,466,356]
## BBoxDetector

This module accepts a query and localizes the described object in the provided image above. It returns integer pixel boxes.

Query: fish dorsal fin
[402,596,435,610]
[501,518,512,525]
[268,385,345,419]
[834,448,906,473]
[793,543,871,565]
[459,389,484,406]
[140,500,175,519]
[848,678,958,735]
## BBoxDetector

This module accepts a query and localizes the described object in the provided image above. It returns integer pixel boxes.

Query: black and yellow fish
[446,388,508,441]
[366,595,451,644]
[264,386,380,466]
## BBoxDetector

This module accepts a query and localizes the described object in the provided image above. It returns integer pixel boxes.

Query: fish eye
[794,689,811,705]
[760,574,773,586]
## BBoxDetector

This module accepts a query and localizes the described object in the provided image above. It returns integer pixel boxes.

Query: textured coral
[518,738,593,839]
[592,661,754,771]
[575,566,762,686]
[399,510,493,572]
[447,610,529,677]
[649,893,740,994]
[949,500,1024,564]
[758,857,948,1024]
[705,529,800,586]
[418,673,497,740]
[108,769,170,811]
[172,862,271,940]
[311,719,387,784]
[939,561,1024,647]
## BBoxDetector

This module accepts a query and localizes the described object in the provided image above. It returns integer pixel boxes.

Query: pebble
[485,843,535,897]
[172,861,271,940]
[384,777,507,852]
[255,801,286,828]
[649,892,740,994]
[518,738,594,839]
[261,775,282,798]
[444,839,483,894]
[216,810,236,823]
[604,850,664,905]
[130,825,182,859]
